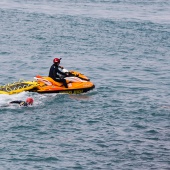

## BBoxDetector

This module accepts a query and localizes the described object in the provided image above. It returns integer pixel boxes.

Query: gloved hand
[60,75,65,79]
[65,72,69,76]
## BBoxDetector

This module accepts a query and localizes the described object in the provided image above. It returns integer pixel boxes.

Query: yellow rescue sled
[0,80,38,95]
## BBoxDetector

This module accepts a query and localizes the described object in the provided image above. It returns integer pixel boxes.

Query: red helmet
[53,58,61,64]
[26,97,34,105]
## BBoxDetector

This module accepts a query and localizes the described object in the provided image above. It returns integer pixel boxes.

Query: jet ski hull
[32,85,95,94]
[32,72,95,94]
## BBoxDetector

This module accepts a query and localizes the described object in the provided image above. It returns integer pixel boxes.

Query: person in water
[9,97,34,106]
[49,58,68,88]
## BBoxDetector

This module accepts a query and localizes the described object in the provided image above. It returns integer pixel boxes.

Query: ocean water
[0,0,170,169]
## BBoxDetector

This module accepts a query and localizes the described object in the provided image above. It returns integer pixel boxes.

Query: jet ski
[31,70,95,94]
[0,80,38,95]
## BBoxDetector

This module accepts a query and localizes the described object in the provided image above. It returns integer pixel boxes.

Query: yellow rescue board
[0,80,38,95]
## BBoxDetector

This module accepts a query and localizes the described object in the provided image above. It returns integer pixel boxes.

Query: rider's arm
[59,65,64,69]
[57,68,68,76]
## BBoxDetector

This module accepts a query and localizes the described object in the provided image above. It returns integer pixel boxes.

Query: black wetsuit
[49,64,68,88]
[10,101,28,106]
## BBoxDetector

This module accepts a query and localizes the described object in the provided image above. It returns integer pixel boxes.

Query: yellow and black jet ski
[31,70,95,94]
[0,80,38,95]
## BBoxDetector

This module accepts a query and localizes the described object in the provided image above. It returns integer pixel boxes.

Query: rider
[9,97,34,106]
[49,58,68,88]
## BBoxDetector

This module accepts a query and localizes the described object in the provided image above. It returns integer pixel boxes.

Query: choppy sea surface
[0,0,170,169]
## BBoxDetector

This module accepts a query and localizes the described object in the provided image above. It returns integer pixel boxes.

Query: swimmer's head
[26,97,34,105]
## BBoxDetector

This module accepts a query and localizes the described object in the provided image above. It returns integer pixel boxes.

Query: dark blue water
[0,0,170,169]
